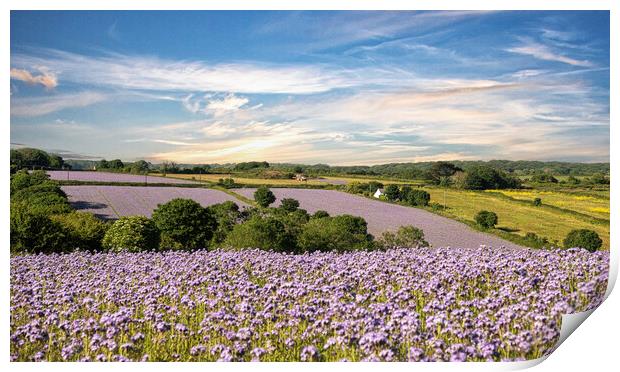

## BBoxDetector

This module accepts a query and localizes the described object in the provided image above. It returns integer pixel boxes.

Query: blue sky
[10,11,609,164]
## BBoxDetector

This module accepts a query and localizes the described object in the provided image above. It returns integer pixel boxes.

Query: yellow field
[488,189,610,220]
[424,187,609,249]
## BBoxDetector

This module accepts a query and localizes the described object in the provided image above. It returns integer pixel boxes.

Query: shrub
[383,184,400,201]
[102,216,160,252]
[378,226,429,249]
[563,229,602,252]
[523,232,549,249]
[51,212,109,251]
[475,211,498,229]
[297,215,374,253]
[11,192,72,216]
[217,178,236,188]
[312,210,330,219]
[530,173,558,183]
[10,205,68,254]
[400,186,413,201]
[223,215,294,252]
[533,197,542,206]
[152,198,217,250]
[407,190,430,207]
[280,198,300,212]
[208,201,243,245]
[254,186,276,207]
[10,170,50,194]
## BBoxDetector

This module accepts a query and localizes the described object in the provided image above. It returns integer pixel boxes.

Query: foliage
[428,162,462,184]
[297,215,374,253]
[346,181,383,195]
[10,204,68,254]
[383,184,400,201]
[217,178,237,188]
[588,173,610,185]
[151,199,217,250]
[254,186,276,207]
[378,226,429,249]
[51,212,109,251]
[312,210,330,219]
[407,189,431,206]
[11,148,65,170]
[208,201,244,245]
[475,210,498,229]
[530,173,558,183]
[461,166,521,190]
[102,216,160,253]
[280,198,300,212]
[563,229,602,252]
[223,215,294,252]
[10,170,50,194]
[533,197,542,206]
[234,161,270,171]
[523,232,550,249]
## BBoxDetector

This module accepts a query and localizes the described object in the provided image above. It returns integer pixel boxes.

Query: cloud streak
[10,67,58,89]
[506,41,593,67]
[11,91,107,117]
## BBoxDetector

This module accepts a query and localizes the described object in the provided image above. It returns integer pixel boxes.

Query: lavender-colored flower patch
[62,186,247,219]
[10,247,608,361]
[47,171,197,184]
[235,188,522,249]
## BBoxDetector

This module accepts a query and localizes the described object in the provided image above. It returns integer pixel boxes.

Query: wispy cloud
[11,91,107,117]
[506,40,593,67]
[10,67,58,89]
[12,49,359,94]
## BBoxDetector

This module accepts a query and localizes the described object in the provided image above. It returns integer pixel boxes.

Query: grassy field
[422,187,609,250]
[488,189,610,220]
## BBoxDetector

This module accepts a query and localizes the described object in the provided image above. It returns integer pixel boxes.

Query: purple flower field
[235,188,523,249]
[62,186,247,219]
[47,171,197,184]
[10,247,608,362]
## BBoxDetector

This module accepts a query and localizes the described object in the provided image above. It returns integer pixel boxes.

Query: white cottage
[373,188,384,198]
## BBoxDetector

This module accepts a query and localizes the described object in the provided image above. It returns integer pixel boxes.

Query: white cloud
[506,41,593,67]
[11,91,107,117]
[12,49,359,94]
[10,67,58,90]
[206,94,249,113]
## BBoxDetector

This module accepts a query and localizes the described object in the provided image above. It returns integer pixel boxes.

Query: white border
[3,1,616,371]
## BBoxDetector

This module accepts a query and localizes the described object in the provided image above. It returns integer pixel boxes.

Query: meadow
[10,247,608,362]
[150,173,329,186]
[421,188,609,250]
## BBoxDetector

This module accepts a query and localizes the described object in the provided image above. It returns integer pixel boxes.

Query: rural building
[373,188,384,198]
[294,173,308,182]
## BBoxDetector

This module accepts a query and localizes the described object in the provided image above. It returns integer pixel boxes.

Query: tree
[378,226,429,249]
[224,215,294,252]
[297,215,374,253]
[384,184,400,201]
[130,160,150,174]
[15,148,50,169]
[151,199,217,250]
[102,216,160,252]
[475,211,498,229]
[108,159,124,169]
[97,159,110,169]
[208,201,243,245]
[254,186,276,207]
[588,173,610,185]
[564,229,602,252]
[51,212,109,251]
[428,162,462,184]
[406,190,430,207]
[280,198,300,212]
[10,205,68,254]
[462,166,520,190]
[48,154,64,169]
[533,197,542,206]
[530,173,558,183]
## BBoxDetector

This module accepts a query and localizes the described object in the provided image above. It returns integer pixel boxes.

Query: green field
[420,187,609,250]
[150,173,328,186]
